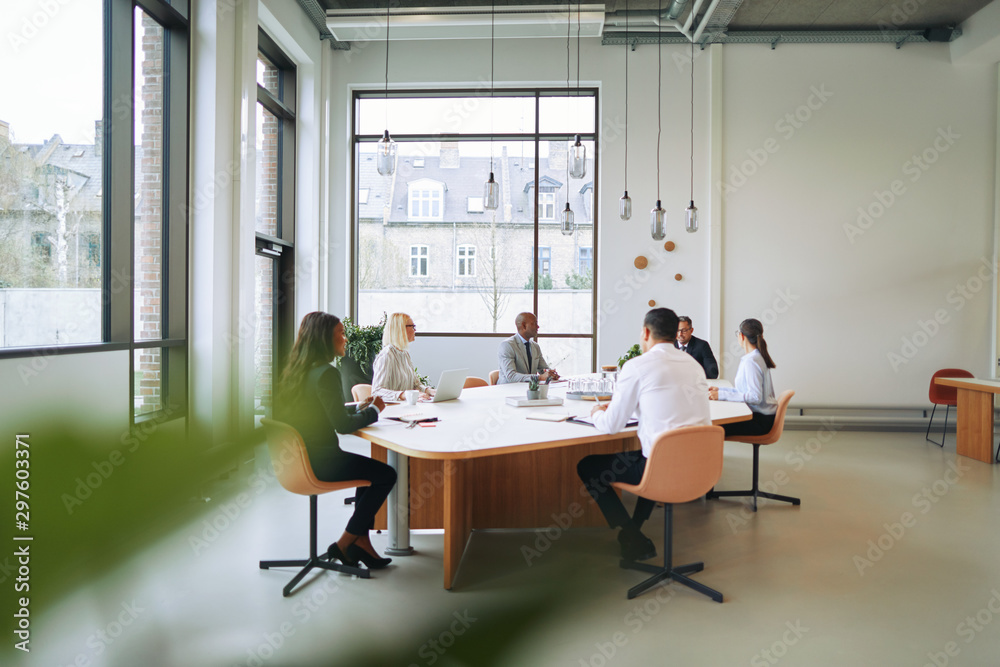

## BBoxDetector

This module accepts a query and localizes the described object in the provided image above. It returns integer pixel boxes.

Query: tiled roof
[3,136,102,214]
[358,148,594,225]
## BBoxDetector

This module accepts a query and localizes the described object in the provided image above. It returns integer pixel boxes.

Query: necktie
[524,341,532,370]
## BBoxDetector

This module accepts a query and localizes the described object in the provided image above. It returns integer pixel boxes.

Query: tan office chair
[489,370,500,385]
[464,376,488,388]
[259,419,370,596]
[707,390,798,512]
[351,384,372,402]
[925,369,973,447]
[613,425,725,602]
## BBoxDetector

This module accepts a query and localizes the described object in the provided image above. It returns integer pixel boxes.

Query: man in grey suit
[497,312,560,384]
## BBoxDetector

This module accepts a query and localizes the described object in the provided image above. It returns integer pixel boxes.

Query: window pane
[255,104,279,236]
[0,0,103,348]
[254,255,275,417]
[134,8,164,341]
[536,337,592,378]
[539,95,596,134]
[134,347,162,416]
[358,96,536,135]
[257,55,280,98]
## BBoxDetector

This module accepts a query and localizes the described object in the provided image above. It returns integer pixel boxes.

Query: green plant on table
[618,343,641,369]
[528,376,540,391]
[414,367,429,387]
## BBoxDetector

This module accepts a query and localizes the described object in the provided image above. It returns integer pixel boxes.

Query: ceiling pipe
[665,0,688,22]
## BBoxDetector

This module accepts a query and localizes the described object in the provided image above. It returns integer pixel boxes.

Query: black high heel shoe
[347,543,392,569]
[326,542,360,567]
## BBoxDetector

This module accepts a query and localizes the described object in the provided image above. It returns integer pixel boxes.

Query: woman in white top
[709,318,778,437]
[371,313,436,402]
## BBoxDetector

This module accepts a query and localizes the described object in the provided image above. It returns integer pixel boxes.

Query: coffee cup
[404,389,420,405]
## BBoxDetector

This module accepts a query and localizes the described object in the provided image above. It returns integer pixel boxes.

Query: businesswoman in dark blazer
[277,311,397,569]
[709,318,778,437]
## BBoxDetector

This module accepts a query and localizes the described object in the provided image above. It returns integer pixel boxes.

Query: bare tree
[472,210,517,333]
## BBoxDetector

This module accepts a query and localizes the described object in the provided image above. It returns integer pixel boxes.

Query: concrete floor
[24,430,1000,667]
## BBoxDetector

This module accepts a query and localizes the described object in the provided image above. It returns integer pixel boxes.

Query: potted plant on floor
[337,314,386,397]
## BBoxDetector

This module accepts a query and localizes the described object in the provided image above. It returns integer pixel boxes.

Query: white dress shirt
[592,343,712,458]
[371,345,424,400]
[716,348,777,415]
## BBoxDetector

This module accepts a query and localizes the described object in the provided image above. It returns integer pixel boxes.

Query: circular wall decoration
[648,300,656,307]
[634,256,648,269]
[674,273,683,281]
[664,241,676,252]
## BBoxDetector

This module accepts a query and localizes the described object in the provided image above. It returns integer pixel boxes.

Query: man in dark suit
[676,316,719,379]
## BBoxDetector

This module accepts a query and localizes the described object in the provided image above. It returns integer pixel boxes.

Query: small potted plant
[526,376,541,400]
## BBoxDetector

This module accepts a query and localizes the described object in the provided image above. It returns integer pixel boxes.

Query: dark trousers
[723,411,775,438]
[577,451,654,531]
[311,451,397,536]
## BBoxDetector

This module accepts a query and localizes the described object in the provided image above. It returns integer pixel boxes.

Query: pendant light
[650,0,665,241]
[560,1,575,236]
[685,39,698,233]
[568,3,586,180]
[619,0,631,221]
[483,0,500,210]
[376,2,396,176]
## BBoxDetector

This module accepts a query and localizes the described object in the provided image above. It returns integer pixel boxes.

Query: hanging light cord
[566,0,571,194]
[624,0,628,189]
[656,0,661,201]
[576,1,581,102]
[690,39,694,201]
[490,0,495,174]
[384,1,390,127]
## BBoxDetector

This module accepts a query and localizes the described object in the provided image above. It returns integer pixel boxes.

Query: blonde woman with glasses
[371,313,436,402]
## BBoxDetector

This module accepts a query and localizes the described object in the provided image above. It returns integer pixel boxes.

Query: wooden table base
[956,388,995,463]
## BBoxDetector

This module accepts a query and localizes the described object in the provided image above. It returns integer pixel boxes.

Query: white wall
[721,43,996,406]
[327,37,998,408]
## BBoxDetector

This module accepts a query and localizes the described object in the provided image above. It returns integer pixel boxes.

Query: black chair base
[706,443,801,511]
[620,559,722,602]
[619,504,722,603]
[260,495,370,597]
[925,403,952,448]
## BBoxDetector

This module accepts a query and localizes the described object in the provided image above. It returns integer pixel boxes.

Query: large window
[0,0,190,423]
[353,90,597,372]
[254,29,296,421]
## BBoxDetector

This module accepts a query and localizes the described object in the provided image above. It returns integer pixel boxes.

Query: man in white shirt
[497,312,560,384]
[577,308,711,562]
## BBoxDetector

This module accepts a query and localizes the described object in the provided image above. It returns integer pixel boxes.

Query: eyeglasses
[677,328,692,334]
[406,324,417,331]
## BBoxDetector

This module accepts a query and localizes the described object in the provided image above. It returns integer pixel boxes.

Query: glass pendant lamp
[569,135,586,179]
[619,0,631,220]
[651,200,666,241]
[561,202,575,236]
[560,2,574,236]
[685,39,698,232]
[483,1,500,210]
[376,2,395,176]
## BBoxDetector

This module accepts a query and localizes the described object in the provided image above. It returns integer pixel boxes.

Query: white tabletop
[358,381,751,459]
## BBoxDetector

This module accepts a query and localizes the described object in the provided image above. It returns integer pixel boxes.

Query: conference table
[934,377,1000,464]
[355,381,752,589]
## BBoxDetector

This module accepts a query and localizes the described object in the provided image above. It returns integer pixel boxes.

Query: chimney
[0,120,9,143]
[548,140,567,171]
[94,120,102,157]
[439,141,460,169]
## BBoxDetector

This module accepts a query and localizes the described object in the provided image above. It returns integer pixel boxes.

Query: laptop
[430,368,469,403]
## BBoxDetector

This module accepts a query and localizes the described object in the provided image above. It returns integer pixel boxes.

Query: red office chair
[926,369,973,448]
